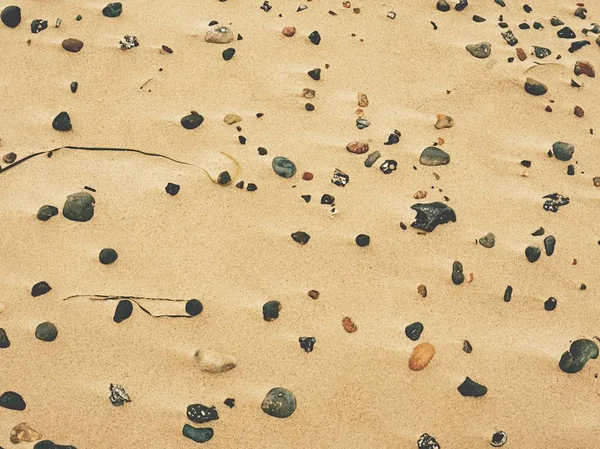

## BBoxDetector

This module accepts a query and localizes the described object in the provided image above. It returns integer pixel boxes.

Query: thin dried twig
[63,294,194,318]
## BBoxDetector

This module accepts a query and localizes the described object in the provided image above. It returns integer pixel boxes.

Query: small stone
[222,47,235,60]
[559,339,599,373]
[466,42,491,58]
[217,171,231,185]
[258,147,268,156]
[247,183,257,192]
[308,290,320,300]
[543,193,570,212]
[574,106,584,117]
[331,169,349,187]
[302,88,315,98]
[181,112,204,129]
[52,111,72,131]
[501,30,518,46]
[357,92,369,107]
[118,35,139,50]
[473,15,486,22]
[550,17,564,26]
[0,328,10,348]
[62,38,84,52]
[532,227,544,236]
[165,182,180,196]
[355,234,370,247]
[457,377,487,397]
[533,46,551,58]
[417,284,427,297]
[261,1,272,12]
[261,387,296,418]
[544,297,557,311]
[420,147,450,166]
[569,40,590,53]
[434,114,453,129]
[307,68,321,80]
[224,398,235,408]
[205,26,234,44]
[574,61,595,77]
[63,191,95,222]
[33,440,76,449]
[102,3,122,18]
[346,141,369,154]
[491,431,507,447]
[436,0,450,12]
[305,103,315,111]
[282,26,296,37]
[113,300,133,323]
[387,11,396,19]
[194,349,237,373]
[405,322,424,341]
[524,77,547,95]
[455,0,468,11]
[379,159,397,174]
[37,205,59,221]
[417,433,440,449]
[504,285,513,302]
[518,23,530,30]
[291,231,310,244]
[70,81,78,93]
[411,202,456,232]
[263,301,281,321]
[452,261,464,285]
[593,177,600,187]
[409,342,435,371]
[364,151,381,167]
[10,422,42,444]
[558,26,576,38]
[99,248,118,265]
[30,19,48,33]
[182,425,214,443]
[525,245,541,262]
[552,142,574,161]
[463,340,473,353]
[544,235,556,256]
[0,391,26,411]
[31,281,52,297]
[35,322,58,342]
[384,132,400,145]
[272,156,296,178]
[308,30,321,45]
[75,15,82,21]
[302,172,313,181]
[516,48,527,61]
[1,5,21,28]
[186,299,203,316]
[356,118,370,129]
[187,404,219,423]
[109,383,131,406]
[414,190,427,199]
[342,317,357,333]
[478,232,495,248]
[223,114,241,125]
[299,337,316,352]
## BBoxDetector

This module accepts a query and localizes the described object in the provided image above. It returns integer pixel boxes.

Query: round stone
[491,431,507,447]
[261,387,296,418]
[180,112,204,129]
[263,300,281,321]
[544,297,557,311]
[0,391,26,411]
[63,191,95,222]
[37,205,59,221]
[3,152,16,163]
[282,26,296,37]
[1,5,21,28]
[222,47,235,60]
[99,248,118,264]
[419,147,450,166]
[35,322,58,342]
[272,156,297,178]
[186,299,203,316]
[52,111,72,131]
[405,322,424,341]
[355,234,370,247]
[62,38,84,52]
[552,142,575,161]
[525,77,547,95]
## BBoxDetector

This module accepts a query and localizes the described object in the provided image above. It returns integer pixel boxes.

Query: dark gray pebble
[52,111,72,131]
[224,398,235,408]
[544,297,557,311]
[557,27,575,38]
[532,227,545,236]
[0,328,10,349]
[182,425,214,443]
[550,17,564,26]
[420,147,450,166]
[299,336,316,352]
[525,245,541,262]
[436,0,450,12]
[524,77,547,95]
[307,68,321,80]
[35,322,58,342]
[569,40,590,53]
[308,31,321,45]
[355,234,370,247]
[405,322,424,341]
[501,30,518,46]
[113,300,133,323]
[99,248,118,264]
[457,377,487,397]
[37,205,58,221]
[63,191,95,222]
[463,340,473,353]
[34,441,77,449]
[31,19,48,33]
[186,299,203,316]
[1,5,21,27]
[559,339,598,373]
[165,182,180,195]
[452,261,464,285]
[217,171,231,185]
[263,300,281,321]
[180,112,204,129]
[364,151,381,168]
[102,2,122,17]
[552,142,575,161]
[187,404,219,423]
[504,285,513,302]
[222,48,235,60]
[491,431,507,447]
[321,194,335,205]
[544,235,556,256]
[291,231,310,244]
[0,391,26,410]
[379,159,397,174]
[261,387,296,418]
[31,281,52,297]
[533,46,551,58]
[272,156,297,178]
[70,81,78,93]
[411,202,456,232]
[473,15,486,22]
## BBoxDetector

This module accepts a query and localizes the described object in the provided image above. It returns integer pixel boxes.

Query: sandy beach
[1,0,599,448]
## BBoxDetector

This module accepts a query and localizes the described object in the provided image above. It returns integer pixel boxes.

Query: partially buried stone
[3,151,16,163]
[217,171,231,185]
[31,281,52,297]
[119,35,139,50]
[223,113,241,125]
[473,15,486,22]
[543,193,569,212]
[501,30,518,46]
[63,191,95,222]
[308,68,321,80]
[420,147,450,166]
[418,433,440,449]
[282,26,296,37]
[31,20,48,33]
[102,2,122,17]
[457,377,487,397]
[194,349,237,373]
[534,46,551,58]
[357,92,369,107]
[504,285,513,302]
[224,398,235,408]
[299,337,316,352]
[35,322,57,342]
[463,340,473,353]
[452,261,464,285]
[308,31,321,45]
[411,202,456,232]
[544,235,555,256]
[291,231,310,244]
[418,284,427,297]
[62,38,84,52]
[342,317,357,333]
[272,156,296,178]
[332,168,349,187]
[455,0,468,11]
[320,193,334,205]
[187,404,219,423]
[365,151,381,167]
[0,328,10,348]
[434,114,453,129]
[10,422,42,444]
[263,300,281,321]
[466,42,491,58]
[478,232,495,248]
[52,111,72,131]
[1,5,21,27]
[37,205,58,221]
[109,383,131,406]
[575,7,587,19]
[384,133,400,145]
[355,234,370,247]
[113,300,133,323]
[33,440,76,449]
[491,431,507,447]
[261,387,296,418]
[181,111,204,129]
[532,227,544,236]
[0,391,26,411]
[524,77,547,95]
[594,177,600,187]
[550,17,564,26]
[525,245,541,262]
[186,299,203,316]
[574,106,584,118]
[99,248,118,264]
[558,26,575,38]
[405,322,424,341]
[205,26,234,44]
[379,159,397,174]
[346,141,369,154]
[165,182,180,195]
[559,339,599,373]
[436,0,450,12]
[222,48,235,60]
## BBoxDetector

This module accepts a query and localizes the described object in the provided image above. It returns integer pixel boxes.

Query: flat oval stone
[205,26,234,44]
[181,112,204,129]
[31,281,52,297]
[113,300,133,323]
[52,111,72,131]
[552,142,574,161]
[466,42,491,58]
[524,77,547,95]
[102,2,122,18]
[1,5,21,27]
[33,440,77,449]
[99,248,118,264]
[261,387,296,418]
[194,349,237,373]
[272,156,296,178]
[525,245,541,262]
[420,147,450,166]
[62,38,84,52]
[37,205,59,221]
[35,322,58,342]
[452,261,465,284]
[364,151,381,167]
[182,425,214,443]
[346,141,369,154]
[409,342,435,371]
[63,191,95,222]
[0,391,26,410]
[544,235,556,256]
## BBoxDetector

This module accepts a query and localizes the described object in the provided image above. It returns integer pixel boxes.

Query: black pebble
[525,245,541,262]
[222,48,235,60]
[224,398,235,408]
[236,181,244,189]
[321,194,335,205]
[208,20,219,26]
[35,322,58,342]
[452,261,464,285]
[31,281,52,297]
[568,40,590,53]
[217,171,231,185]
[405,322,424,341]
[30,19,48,33]
[384,133,400,145]
[301,195,311,203]
[102,2,123,18]
[1,5,22,28]
[99,248,118,264]
[299,336,316,352]
[473,15,486,22]
[180,112,204,129]
[567,165,575,175]
[291,231,310,244]
[557,27,575,38]
[70,81,78,93]
[0,328,10,349]
[187,404,219,423]
[504,285,513,303]
[52,111,72,131]
[263,300,281,321]
[519,23,530,30]
[455,0,468,11]
[308,68,321,80]
[521,160,531,167]
[165,182,180,195]
[463,340,473,353]
[498,22,508,28]
[523,4,532,13]
[533,22,543,30]
[532,227,545,236]
[186,299,203,316]
[544,297,557,311]
[238,135,246,144]
[436,0,450,12]
[544,235,556,256]
[37,205,59,221]
[355,234,370,247]
[113,300,133,323]
[399,222,407,230]
[305,103,315,111]
[0,391,26,411]
[257,147,267,155]
[308,31,321,45]
[580,283,587,291]
[247,183,257,191]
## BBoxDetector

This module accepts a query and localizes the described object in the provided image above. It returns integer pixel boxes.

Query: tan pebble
[223,114,242,125]
[205,26,234,44]
[282,26,296,37]
[194,349,237,373]
[516,48,527,61]
[346,141,369,154]
[417,284,427,298]
[10,423,42,444]
[357,92,369,107]
[342,317,357,333]
[413,190,427,199]
[302,88,316,99]
[434,114,454,129]
[409,343,436,371]
[356,108,364,117]
[437,137,445,145]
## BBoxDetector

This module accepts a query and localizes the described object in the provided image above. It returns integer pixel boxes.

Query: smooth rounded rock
[346,141,369,154]
[180,112,204,129]
[102,2,122,18]
[37,205,59,221]
[194,349,237,373]
[524,77,547,95]
[355,234,370,247]
[35,322,58,342]
[52,112,72,131]
[205,26,234,44]
[261,387,296,418]
[409,342,435,371]
[478,232,495,248]
[466,42,491,58]
[419,147,450,166]
[405,322,424,341]
[544,235,556,256]
[263,300,281,321]
[452,261,464,285]
[525,245,541,262]
[272,156,296,178]
[0,328,10,348]
[552,142,574,161]
[559,339,598,373]
[99,248,118,264]
[0,391,26,410]
[186,299,203,316]
[62,38,84,52]
[1,5,21,28]
[113,300,133,323]
[63,191,95,222]
[182,425,214,444]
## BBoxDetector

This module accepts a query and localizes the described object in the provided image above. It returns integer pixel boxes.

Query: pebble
[411,202,456,232]
[299,336,316,352]
[180,111,204,129]
[182,425,214,443]
[550,17,564,26]
[478,232,495,248]
[434,114,453,129]
[52,111,72,131]
[524,77,547,96]
[31,281,52,297]
[0,391,26,411]
[405,322,424,341]
[533,46,551,58]
[102,2,122,18]
[205,26,234,44]
[186,299,203,316]
[302,172,313,181]
[356,118,370,129]
[463,340,473,353]
[282,26,296,37]
[346,141,369,154]
[420,147,450,166]
[387,11,396,19]
[216,171,231,185]
[165,182,180,196]
[263,300,281,321]
[574,106,584,117]
[258,147,268,156]
[409,342,435,371]
[532,227,544,236]
[457,377,487,397]
[364,151,381,167]
[436,0,450,12]
[516,48,527,61]
[357,92,369,107]
[379,159,397,174]
[559,339,598,373]
[308,290,320,300]
[70,81,78,93]
[187,404,219,423]
[525,245,541,262]
[37,205,59,221]
[455,0,468,11]
[504,285,513,302]
[223,114,242,125]
[1,5,21,27]
[307,68,321,81]
[544,297,557,311]
[594,177,600,187]
[33,440,76,449]
[291,231,310,244]
[557,26,575,38]
[302,88,315,98]
[414,190,427,199]
[305,103,315,111]
[63,191,95,222]
[113,300,133,323]
[544,235,556,256]
[10,422,42,444]
[62,38,84,52]
[569,40,590,53]
[109,383,131,406]
[418,433,440,449]
[194,349,237,373]
[552,142,574,161]
[0,328,10,348]
[473,15,486,22]
[261,387,296,418]
[35,322,58,342]
[384,132,400,145]
[418,284,427,297]
[342,317,357,333]
[543,193,570,212]
[466,42,491,58]
[222,48,236,60]
[30,19,48,33]
[574,61,595,77]
[491,431,508,447]
[355,234,370,247]
[99,248,118,265]
[452,261,464,285]
[224,398,235,408]
[308,31,321,45]
[501,30,518,46]
[272,156,297,178]
[331,168,349,187]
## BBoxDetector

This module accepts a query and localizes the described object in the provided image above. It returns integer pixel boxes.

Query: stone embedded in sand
[384,132,400,145]
[63,191,95,222]
[109,384,131,406]
[113,300,133,323]
[559,339,599,373]
[35,322,58,342]
[217,171,231,185]
[205,26,234,44]
[452,261,464,285]
[119,35,139,50]
[552,142,575,161]
[3,151,16,163]
[357,92,369,107]
[70,81,78,93]
[466,42,491,58]
[478,232,495,248]
[102,2,122,18]
[436,0,450,12]
[180,111,204,129]
[33,440,76,449]
[569,40,591,53]
[524,77,547,96]
[574,61,595,77]
[434,114,453,129]
[342,317,357,333]
[557,26,576,39]
[346,141,369,154]
[574,106,584,117]
[473,15,486,22]
[504,285,513,303]
[37,205,59,221]
[261,387,296,418]
[411,202,456,232]
[0,328,10,348]
[222,47,235,60]
[187,404,219,423]
[99,248,118,265]
[544,235,556,256]
[457,377,487,397]
[405,322,424,341]
[308,30,321,45]
[455,0,468,11]
[420,147,450,166]
[62,38,84,52]
[550,16,563,26]
[223,113,242,125]
[594,177,600,187]
[11,422,42,444]
[491,431,507,447]
[291,231,310,244]
[299,337,316,353]
[31,281,52,297]
[282,26,296,37]
[516,47,527,61]
[165,182,180,196]
[418,433,440,449]
[463,340,473,353]
[501,30,518,46]
[307,68,321,80]
[379,159,397,174]
[263,300,281,321]
[186,299,203,316]
[355,234,370,247]
[272,156,297,178]
[544,297,557,311]
[194,349,237,373]
[183,425,214,443]
[414,190,427,199]
[52,111,72,131]
[409,343,436,371]
[543,193,569,212]
[356,118,370,129]
[417,284,427,297]
[0,391,26,410]
[533,46,551,58]
[525,245,541,262]
[302,88,315,98]
[1,5,21,27]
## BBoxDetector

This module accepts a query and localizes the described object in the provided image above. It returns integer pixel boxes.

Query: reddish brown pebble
[545,106,552,112]
[516,48,527,61]
[62,38,84,52]
[574,106,584,117]
[342,317,357,333]
[302,172,313,181]
[573,259,577,265]
[308,290,320,300]
[409,343,436,371]
[574,61,595,77]
[3,152,16,164]
[346,141,369,154]
[417,284,427,297]
[282,27,296,37]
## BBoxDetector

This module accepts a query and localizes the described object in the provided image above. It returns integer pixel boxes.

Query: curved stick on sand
[523,62,564,74]
[63,294,195,318]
